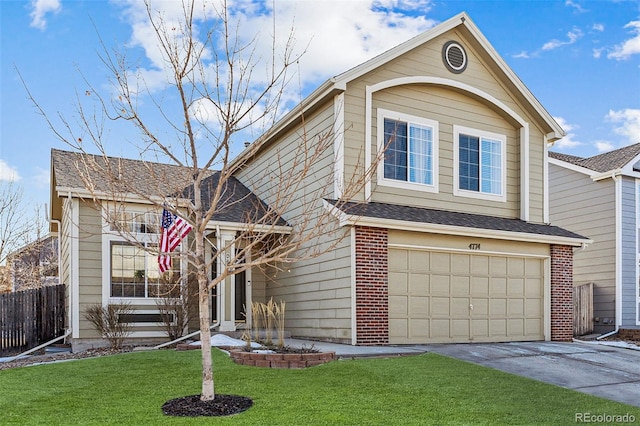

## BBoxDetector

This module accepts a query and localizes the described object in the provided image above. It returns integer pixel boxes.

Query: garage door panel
[389,295,408,316]
[451,320,469,338]
[430,252,451,273]
[490,278,507,296]
[410,296,429,317]
[451,298,470,316]
[389,318,408,340]
[409,251,429,272]
[389,271,408,293]
[525,278,543,297]
[471,255,489,275]
[490,257,507,275]
[490,299,507,316]
[430,319,451,338]
[431,275,450,294]
[472,319,489,338]
[508,257,525,276]
[471,277,489,296]
[525,298,542,316]
[409,274,429,294]
[525,318,542,335]
[451,254,470,274]
[508,278,524,296]
[410,319,429,339]
[451,276,470,295]
[508,299,524,316]
[507,319,524,337]
[472,299,489,316]
[389,248,545,344]
[432,297,450,316]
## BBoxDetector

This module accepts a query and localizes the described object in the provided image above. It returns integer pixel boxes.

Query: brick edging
[228,350,336,368]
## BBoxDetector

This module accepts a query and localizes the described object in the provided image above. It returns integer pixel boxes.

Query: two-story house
[51,12,589,351]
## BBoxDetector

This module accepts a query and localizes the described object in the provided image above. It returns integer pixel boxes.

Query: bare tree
[28,0,376,402]
[0,182,54,292]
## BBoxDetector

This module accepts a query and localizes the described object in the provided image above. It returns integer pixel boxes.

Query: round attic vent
[442,41,467,74]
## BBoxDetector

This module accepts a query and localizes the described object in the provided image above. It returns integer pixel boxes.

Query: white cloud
[565,0,587,13]
[592,47,604,59]
[552,116,583,150]
[592,23,604,32]
[115,0,437,95]
[512,51,530,59]
[594,140,615,152]
[0,159,21,182]
[607,108,640,144]
[542,28,583,51]
[29,0,61,31]
[32,166,50,189]
[608,21,640,60]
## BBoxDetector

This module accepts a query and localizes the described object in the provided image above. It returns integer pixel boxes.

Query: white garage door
[389,249,544,344]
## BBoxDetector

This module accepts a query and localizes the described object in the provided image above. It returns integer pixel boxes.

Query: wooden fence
[0,284,66,357]
[573,282,594,336]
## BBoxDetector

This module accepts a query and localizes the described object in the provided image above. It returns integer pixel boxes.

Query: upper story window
[454,125,506,202]
[377,108,438,192]
[110,210,160,234]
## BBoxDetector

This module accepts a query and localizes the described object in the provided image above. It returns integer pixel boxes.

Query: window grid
[458,133,503,196]
[383,118,434,186]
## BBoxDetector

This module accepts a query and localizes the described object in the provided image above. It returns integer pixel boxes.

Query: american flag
[158,208,193,273]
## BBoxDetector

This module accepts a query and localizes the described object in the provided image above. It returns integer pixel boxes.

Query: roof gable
[233,12,564,168]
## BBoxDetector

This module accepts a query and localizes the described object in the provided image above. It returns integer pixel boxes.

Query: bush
[84,303,133,349]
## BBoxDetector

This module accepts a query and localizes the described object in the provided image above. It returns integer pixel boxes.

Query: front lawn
[0,349,637,425]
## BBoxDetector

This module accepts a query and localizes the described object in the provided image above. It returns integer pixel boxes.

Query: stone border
[228,350,336,369]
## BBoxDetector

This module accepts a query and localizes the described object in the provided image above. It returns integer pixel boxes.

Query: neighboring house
[549,144,640,335]
[51,13,589,351]
[5,235,59,292]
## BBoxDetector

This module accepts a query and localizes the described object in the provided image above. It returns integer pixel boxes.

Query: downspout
[597,172,622,340]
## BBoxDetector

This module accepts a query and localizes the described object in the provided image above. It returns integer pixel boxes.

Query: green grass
[1,349,638,425]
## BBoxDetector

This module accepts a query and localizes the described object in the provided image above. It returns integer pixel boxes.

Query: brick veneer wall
[550,244,574,341]
[355,226,389,345]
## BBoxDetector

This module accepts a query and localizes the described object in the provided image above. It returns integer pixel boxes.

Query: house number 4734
[468,243,481,250]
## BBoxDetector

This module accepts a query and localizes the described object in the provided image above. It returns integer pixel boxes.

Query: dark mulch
[162,394,253,417]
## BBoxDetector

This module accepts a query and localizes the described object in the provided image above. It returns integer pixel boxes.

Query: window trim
[453,125,507,202]
[101,205,185,306]
[377,108,439,193]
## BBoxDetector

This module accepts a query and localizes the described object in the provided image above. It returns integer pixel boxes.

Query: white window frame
[377,108,439,193]
[101,205,185,307]
[453,125,507,203]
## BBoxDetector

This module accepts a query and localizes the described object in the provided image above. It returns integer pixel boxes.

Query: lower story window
[110,242,181,298]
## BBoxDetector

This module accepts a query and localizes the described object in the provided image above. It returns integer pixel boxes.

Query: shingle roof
[182,173,288,226]
[549,143,640,173]
[325,200,588,241]
[51,149,286,226]
[52,148,201,197]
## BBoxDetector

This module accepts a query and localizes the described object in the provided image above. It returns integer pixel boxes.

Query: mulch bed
[0,347,132,371]
[162,394,253,417]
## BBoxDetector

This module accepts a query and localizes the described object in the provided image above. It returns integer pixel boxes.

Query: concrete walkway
[285,339,640,408]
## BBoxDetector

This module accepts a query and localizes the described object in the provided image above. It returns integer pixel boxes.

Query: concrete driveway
[427,341,640,408]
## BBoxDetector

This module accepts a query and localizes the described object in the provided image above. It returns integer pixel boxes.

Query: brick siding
[355,226,388,345]
[550,244,574,341]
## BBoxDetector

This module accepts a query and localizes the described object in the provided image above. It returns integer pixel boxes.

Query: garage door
[389,249,544,344]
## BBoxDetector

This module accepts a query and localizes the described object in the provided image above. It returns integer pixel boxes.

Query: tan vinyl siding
[236,101,354,342]
[372,85,520,217]
[60,198,73,329]
[549,164,616,329]
[342,29,547,221]
[77,202,104,338]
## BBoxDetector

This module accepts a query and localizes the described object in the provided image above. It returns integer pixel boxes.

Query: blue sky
[1,0,639,210]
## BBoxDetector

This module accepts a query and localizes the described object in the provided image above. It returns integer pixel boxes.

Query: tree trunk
[198,269,214,400]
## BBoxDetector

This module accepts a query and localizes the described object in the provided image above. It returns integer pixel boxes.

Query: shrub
[84,303,133,349]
